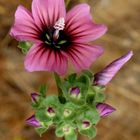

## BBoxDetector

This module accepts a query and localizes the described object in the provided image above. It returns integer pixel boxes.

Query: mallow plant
[10,0,133,139]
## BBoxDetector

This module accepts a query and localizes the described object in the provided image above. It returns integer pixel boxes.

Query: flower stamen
[53,17,65,41]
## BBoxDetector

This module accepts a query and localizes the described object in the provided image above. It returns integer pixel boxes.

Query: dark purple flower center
[40,28,71,51]
[46,106,56,117]
[47,107,55,114]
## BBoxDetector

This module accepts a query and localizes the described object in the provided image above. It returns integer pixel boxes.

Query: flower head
[26,115,41,127]
[10,0,107,75]
[94,51,133,86]
[96,103,116,117]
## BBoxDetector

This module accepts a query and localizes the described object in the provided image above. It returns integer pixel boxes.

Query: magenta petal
[26,115,41,127]
[65,4,107,43]
[32,0,66,28]
[24,43,68,75]
[96,103,116,117]
[94,51,133,86]
[10,5,40,42]
[68,44,104,72]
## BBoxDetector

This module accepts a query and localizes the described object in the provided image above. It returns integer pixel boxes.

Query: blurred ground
[0,0,140,140]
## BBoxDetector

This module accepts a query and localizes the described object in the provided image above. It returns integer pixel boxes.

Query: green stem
[54,72,62,96]
[54,73,66,104]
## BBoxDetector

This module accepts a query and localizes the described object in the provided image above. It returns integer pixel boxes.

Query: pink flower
[94,51,133,86]
[10,0,107,75]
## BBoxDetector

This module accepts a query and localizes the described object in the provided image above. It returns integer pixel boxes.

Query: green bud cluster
[32,71,106,140]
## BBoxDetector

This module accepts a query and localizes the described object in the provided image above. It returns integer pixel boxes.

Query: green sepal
[55,124,65,137]
[86,87,96,104]
[53,115,62,124]
[18,41,32,54]
[62,102,77,121]
[39,85,47,97]
[85,107,100,125]
[82,70,93,79]
[79,127,96,139]
[35,126,48,136]
[76,106,100,127]
[39,95,59,108]
[58,96,66,104]
[64,130,77,140]
[67,73,77,83]
[35,109,52,123]
[94,93,105,103]
[77,75,90,92]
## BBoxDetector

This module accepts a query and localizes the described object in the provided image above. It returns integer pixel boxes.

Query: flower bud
[31,93,39,103]
[70,87,81,99]
[82,120,91,129]
[46,106,55,117]
[94,51,133,86]
[96,103,116,117]
[26,115,41,127]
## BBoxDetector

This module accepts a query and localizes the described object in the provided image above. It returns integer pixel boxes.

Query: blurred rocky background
[0,0,140,140]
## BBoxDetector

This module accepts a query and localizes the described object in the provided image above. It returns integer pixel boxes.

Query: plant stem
[54,72,63,96]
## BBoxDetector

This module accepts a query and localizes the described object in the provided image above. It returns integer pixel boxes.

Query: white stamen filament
[53,17,65,40]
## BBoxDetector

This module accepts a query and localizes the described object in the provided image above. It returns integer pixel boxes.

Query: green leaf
[35,126,48,136]
[79,127,96,139]
[18,41,32,54]
[64,130,77,140]
[39,85,47,97]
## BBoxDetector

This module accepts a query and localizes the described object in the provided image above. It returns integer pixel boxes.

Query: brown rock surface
[0,0,140,140]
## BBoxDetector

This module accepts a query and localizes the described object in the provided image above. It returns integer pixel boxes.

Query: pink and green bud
[46,106,55,117]
[63,109,72,117]
[94,51,133,86]
[62,125,72,135]
[70,87,81,98]
[82,120,91,129]
[26,115,41,127]
[96,103,116,117]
